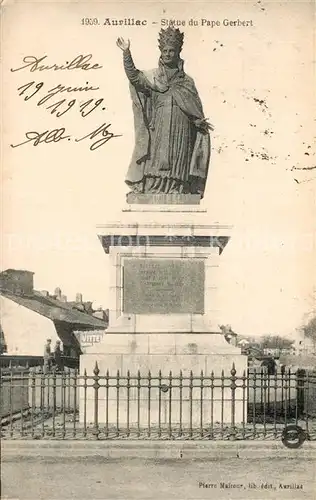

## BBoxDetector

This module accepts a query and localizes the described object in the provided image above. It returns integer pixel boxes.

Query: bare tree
[302,316,316,342]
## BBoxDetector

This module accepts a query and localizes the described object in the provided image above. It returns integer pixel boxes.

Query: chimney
[92,310,105,320]
[76,292,83,303]
[60,295,67,302]
[84,301,93,314]
[105,309,109,322]
[0,269,34,295]
[40,290,49,297]
[54,287,62,300]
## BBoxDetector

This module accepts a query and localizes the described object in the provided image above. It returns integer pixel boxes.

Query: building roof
[0,289,107,331]
[0,269,34,275]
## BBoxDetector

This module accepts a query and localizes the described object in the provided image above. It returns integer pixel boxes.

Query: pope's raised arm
[117,37,149,91]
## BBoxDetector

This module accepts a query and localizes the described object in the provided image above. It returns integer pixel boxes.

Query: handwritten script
[11,54,103,73]
[10,54,121,150]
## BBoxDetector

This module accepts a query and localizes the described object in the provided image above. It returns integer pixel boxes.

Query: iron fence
[1,363,315,440]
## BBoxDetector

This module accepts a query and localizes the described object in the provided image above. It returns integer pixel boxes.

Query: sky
[1,0,315,338]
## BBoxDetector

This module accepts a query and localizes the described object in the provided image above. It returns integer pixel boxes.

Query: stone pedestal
[80,205,248,425]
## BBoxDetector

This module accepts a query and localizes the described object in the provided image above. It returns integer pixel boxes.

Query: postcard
[1,1,315,499]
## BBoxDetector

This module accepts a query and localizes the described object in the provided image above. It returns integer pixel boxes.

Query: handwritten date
[17,81,103,118]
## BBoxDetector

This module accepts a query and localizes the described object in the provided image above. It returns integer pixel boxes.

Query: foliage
[258,335,293,349]
[240,334,293,350]
[302,315,316,341]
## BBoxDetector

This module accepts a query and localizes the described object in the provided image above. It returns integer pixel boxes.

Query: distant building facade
[293,337,316,356]
[74,330,105,352]
[0,269,108,358]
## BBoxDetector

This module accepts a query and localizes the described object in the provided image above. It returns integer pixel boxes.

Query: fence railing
[1,364,315,440]
[0,355,79,370]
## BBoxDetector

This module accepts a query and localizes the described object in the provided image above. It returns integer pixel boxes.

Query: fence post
[221,369,225,437]
[137,370,141,438]
[200,370,204,438]
[262,368,267,435]
[288,367,292,415]
[230,364,236,439]
[179,370,183,437]
[284,368,289,426]
[0,366,2,436]
[116,369,120,437]
[281,366,285,415]
[260,367,264,416]
[210,370,214,439]
[61,368,66,439]
[31,368,36,438]
[158,370,162,438]
[296,369,306,418]
[83,368,87,438]
[168,370,172,438]
[305,371,310,436]
[189,370,193,438]
[42,366,48,437]
[126,370,130,438]
[52,367,56,437]
[252,368,257,437]
[242,369,247,438]
[105,369,109,438]
[73,368,78,438]
[93,362,100,439]
[148,370,151,437]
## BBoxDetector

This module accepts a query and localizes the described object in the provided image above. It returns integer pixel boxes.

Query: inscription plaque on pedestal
[123,258,204,314]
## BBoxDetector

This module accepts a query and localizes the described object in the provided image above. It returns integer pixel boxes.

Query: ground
[2,456,315,500]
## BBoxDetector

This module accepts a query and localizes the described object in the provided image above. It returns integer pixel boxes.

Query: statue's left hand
[195,118,214,132]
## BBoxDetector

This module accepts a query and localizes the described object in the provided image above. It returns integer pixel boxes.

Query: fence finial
[93,362,100,376]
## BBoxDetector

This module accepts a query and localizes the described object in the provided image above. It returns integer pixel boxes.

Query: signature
[75,123,122,150]
[11,54,102,73]
[10,128,71,148]
[11,123,121,150]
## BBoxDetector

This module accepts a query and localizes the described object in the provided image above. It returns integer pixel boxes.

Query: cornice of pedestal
[97,222,233,232]
[97,199,232,231]
[96,220,233,255]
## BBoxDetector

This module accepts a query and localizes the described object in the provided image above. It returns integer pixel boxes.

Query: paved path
[2,455,315,500]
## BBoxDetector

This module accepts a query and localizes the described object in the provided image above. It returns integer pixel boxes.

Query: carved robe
[123,50,210,196]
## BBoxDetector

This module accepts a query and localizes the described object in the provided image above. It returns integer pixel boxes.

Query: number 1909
[81,18,100,25]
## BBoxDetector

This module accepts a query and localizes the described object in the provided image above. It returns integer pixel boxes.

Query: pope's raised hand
[116,37,130,51]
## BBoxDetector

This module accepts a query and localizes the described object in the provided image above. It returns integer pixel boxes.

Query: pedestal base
[80,333,247,425]
[87,209,244,427]
[126,193,201,205]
